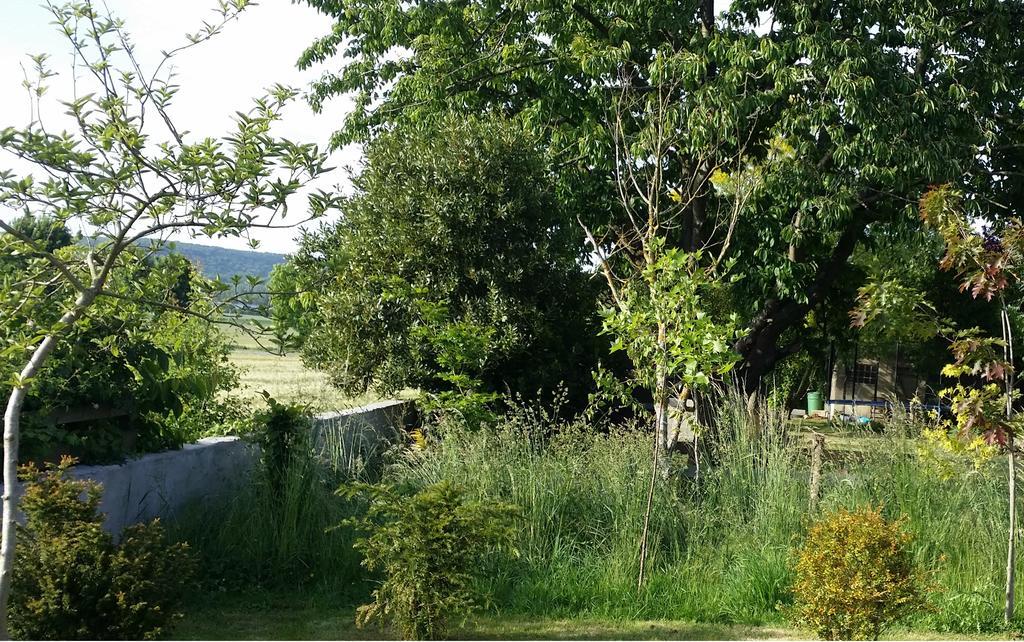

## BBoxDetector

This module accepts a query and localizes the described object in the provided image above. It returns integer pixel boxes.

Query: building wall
[828,358,900,418]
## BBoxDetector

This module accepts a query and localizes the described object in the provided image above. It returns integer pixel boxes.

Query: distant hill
[161,241,287,282]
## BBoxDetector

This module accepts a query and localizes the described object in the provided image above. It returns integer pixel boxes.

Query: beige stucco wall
[828,358,913,417]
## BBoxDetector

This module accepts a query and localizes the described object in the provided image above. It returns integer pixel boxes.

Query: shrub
[10,457,196,640]
[3,248,239,464]
[342,480,518,639]
[792,505,923,640]
[251,392,311,496]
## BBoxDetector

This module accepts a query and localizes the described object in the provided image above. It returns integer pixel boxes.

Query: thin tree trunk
[1004,303,1017,625]
[1007,442,1016,626]
[639,323,669,588]
[655,392,670,475]
[654,323,671,475]
[0,291,93,639]
[637,421,660,589]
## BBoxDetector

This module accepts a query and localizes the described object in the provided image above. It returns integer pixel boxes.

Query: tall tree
[0,1,334,633]
[297,0,1024,397]
[285,117,602,409]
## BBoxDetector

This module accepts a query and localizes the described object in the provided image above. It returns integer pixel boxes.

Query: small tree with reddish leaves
[919,184,1022,624]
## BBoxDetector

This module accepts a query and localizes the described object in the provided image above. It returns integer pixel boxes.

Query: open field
[223,322,415,411]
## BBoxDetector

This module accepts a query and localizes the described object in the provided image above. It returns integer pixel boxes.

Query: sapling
[0,1,337,634]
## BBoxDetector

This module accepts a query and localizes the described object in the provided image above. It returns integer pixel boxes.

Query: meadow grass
[383,397,1024,635]
[223,322,416,411]
[177,391,1024,637]
[168,426,370,599]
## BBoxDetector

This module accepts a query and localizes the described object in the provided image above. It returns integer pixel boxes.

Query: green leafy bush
[792,506,924,640]
[342,480,518,639]
[286,116,603,408]
[1,233,240,463]
[412,301,500,429]
[251,392,311,496]
[10,457,196,640]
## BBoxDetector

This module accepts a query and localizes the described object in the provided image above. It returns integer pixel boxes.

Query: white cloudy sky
[0,0,357,254]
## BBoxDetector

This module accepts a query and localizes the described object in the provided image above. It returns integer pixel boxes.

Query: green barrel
[807,391,824,413]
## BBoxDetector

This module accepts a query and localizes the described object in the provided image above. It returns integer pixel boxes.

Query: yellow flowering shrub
[918,425,997,479]
[792,506,923,640]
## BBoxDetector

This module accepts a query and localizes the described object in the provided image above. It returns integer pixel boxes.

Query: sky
[0,0,358,254]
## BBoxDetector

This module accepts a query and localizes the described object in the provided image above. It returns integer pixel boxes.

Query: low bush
[10,457,195,640]
[792,505,924,640]
[342,480,518,640]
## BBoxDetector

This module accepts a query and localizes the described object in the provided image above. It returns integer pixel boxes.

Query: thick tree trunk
[0,291,94,639]
[734,211,876,397]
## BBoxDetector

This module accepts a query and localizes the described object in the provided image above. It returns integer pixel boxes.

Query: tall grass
[169,427,369,600]
[387,395,1023,633]
[823,435,1011,633]
[177,390,1023,634]
[385,396,802,623]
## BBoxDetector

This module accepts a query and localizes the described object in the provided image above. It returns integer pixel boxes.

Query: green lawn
[169,591,796,640]
[170,592,1010,641]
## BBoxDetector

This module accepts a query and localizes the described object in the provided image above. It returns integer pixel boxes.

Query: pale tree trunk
[638,322,670,588]
[655,386,671,476]
[0,290,94,639]
[637,420,660,589]
[1007,441,1017,626]
[654,323,671,475]
[808,433,825,514]
[1004,303,1017,625]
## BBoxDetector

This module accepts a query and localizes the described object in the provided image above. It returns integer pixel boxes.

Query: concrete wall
[71,436,256,533]
[312,399,417,477]
[3,399,414,534]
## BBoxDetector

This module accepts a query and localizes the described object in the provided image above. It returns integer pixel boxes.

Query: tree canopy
[298,0,1024,394]
[283,116,603,407]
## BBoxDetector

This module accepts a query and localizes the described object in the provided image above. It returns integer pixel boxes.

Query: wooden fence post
[809,433,825,514]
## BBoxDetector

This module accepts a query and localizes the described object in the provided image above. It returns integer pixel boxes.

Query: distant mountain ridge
[161,241,287,282]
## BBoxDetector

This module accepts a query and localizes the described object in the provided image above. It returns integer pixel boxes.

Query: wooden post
[809,433,825,514]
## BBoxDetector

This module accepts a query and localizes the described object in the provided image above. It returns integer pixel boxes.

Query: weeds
[181,392,1024,635]
[387,394,1024,632]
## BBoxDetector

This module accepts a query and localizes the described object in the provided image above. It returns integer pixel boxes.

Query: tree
[7,214,74,255]
[285,116,602,409]
[267,261,310,354]
[1,245,239,462]
[296,0,1024,398]
[0,1,334,634]
[918,185,1023,623]
[1,242,240,463]
[584,58,743,586]
[859,184,1024,623]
